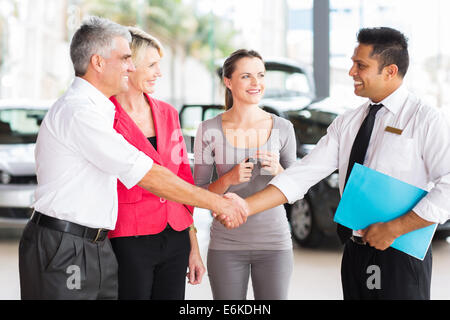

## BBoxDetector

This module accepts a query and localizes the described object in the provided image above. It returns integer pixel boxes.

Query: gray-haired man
[19,16,247,300]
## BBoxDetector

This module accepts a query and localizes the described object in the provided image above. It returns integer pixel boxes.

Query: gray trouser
[19,220,118,300]
[207,249,293,300]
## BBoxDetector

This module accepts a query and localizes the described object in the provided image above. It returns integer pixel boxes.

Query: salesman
[18,16,247,300]
[224,27,450,300]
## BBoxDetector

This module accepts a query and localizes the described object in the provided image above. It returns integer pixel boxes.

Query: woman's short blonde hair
[128,26,164,66]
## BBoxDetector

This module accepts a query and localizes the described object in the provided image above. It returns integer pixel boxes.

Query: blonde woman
[109,27,205,300]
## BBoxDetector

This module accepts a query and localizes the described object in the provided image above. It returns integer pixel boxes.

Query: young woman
[109,27,205,300]
[194,49,297,300]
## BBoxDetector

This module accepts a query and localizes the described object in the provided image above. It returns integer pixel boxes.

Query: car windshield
[287,108,338,145]
[180,106,224,137]
[264,70,310,99]
[0,108,47,144]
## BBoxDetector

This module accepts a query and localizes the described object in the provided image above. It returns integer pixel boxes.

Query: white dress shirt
[270,84,450,225]
[33,77,153,229]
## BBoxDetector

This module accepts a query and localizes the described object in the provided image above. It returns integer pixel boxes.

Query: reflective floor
[1,210,449,300]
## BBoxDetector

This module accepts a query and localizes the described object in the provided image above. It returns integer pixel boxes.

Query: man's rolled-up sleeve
[119,151,154,189]
[269,172,304,204]
[69,108,153,189]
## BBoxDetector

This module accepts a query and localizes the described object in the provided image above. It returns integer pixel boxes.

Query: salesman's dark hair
[357,27,409,78]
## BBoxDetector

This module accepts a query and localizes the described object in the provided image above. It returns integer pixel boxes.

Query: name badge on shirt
[385,126,403,135]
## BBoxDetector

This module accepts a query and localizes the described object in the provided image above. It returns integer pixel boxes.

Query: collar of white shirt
[369,83,408,115]
[72,76,115,115]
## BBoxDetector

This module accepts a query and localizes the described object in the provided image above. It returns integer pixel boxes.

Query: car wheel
[434,229,450,240]
[288,197,323,248]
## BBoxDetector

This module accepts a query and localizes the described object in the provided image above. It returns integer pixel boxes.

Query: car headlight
[0,171,11,184]
[325,173,339,189]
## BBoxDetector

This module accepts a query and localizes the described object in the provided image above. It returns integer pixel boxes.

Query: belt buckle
[93,228,104,243]
[351,235,367,245]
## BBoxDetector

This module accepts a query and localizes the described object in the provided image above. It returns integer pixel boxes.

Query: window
[204,107,224,120]
[264,70,311,99]
[180,106,203,137]
[0,108,47,144]
[329,0,450,108]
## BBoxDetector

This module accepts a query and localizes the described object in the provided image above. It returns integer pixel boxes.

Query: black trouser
[19,220,118,300]
[341,239,432,300]
[110,226,190,300]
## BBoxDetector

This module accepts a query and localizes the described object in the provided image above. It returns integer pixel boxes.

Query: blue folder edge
[334,163,437,260]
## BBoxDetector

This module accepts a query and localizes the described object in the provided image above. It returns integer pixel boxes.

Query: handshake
[212,193,250,229]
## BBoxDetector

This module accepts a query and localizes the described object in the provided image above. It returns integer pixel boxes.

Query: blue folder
[334,163,437,260]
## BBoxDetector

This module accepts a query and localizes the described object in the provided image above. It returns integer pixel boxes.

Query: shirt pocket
[377,135,415,173]
[117,183,143,203]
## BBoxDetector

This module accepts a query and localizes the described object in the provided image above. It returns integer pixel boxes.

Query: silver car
[0,100,51,228]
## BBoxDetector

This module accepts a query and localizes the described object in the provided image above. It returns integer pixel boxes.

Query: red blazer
[108,94,194,238]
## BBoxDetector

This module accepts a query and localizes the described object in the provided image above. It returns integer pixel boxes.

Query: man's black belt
[30,211,110,243]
